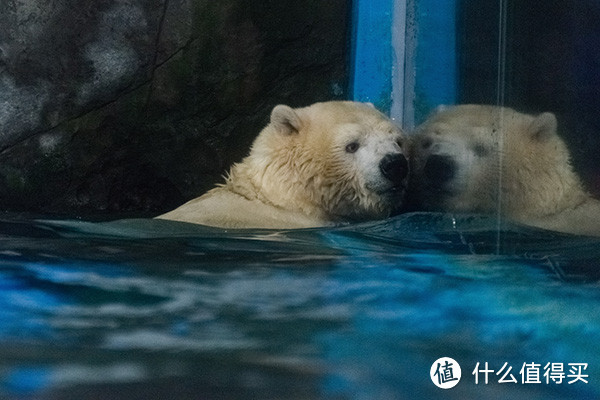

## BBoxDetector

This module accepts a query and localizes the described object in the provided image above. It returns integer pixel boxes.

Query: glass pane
[459,0,600,196]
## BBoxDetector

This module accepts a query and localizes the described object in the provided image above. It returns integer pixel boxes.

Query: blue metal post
[350,0,395,114]
[410,0,458,124]
[350,0,458,126]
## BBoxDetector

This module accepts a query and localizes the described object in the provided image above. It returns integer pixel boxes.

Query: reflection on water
[0,213,598,399]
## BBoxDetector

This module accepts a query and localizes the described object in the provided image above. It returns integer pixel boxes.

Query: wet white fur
[158,101,407,229]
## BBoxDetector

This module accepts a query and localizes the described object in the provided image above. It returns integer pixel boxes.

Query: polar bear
[409,104,600,236]
[157,101,409,229]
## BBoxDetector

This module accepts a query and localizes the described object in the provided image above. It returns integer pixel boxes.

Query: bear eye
[345,141,360,153]
[473,143,489,157]
[421,138,433,150]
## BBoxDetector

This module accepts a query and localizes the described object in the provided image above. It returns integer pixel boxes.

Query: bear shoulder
[156,186,329,229]
[527,197,600,237]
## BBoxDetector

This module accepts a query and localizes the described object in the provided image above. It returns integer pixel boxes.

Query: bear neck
[223,154,327,221]
[504,160,589,220]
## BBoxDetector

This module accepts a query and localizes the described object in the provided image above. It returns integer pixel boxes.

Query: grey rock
[0,0,349,215]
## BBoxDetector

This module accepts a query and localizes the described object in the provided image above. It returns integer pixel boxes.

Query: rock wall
[0,0,349,216]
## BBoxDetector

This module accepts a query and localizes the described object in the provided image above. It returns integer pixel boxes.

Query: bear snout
[423,154,456,185]
[379,154,409,186]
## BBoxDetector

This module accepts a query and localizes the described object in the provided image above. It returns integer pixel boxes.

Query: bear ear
[529,112,558,142]
[434,104,448,113]
[270,105,302,135]
[364,102,375,108]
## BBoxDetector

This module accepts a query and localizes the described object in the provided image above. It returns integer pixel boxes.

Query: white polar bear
[409,104,600,236]
[157,101,409,229]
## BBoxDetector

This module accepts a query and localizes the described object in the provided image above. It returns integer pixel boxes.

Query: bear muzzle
[423,154,456,187]
[379,153,409,187]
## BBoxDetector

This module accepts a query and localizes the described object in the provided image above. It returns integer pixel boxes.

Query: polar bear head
[232,101,409,222]
[409,104,584,219]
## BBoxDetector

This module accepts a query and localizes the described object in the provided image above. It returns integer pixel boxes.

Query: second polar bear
[158,101,409,229]
[409,104,600,236]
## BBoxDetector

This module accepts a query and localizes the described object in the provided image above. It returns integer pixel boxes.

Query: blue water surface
[0,212,598,399]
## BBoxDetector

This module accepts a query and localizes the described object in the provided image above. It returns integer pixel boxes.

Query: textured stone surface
[0,0,349,215]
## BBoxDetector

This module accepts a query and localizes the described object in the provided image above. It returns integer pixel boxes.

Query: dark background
[0,0,351,217]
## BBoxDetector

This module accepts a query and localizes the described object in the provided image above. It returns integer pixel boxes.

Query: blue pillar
[409,0,458,124]
[350,0,395,114]
[350,0,458,126]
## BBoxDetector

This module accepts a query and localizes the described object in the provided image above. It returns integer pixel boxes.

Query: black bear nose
[423,154,456,184]
[379,154,408,185]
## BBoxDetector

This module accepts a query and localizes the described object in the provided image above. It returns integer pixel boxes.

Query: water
[0,212,598,399]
